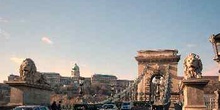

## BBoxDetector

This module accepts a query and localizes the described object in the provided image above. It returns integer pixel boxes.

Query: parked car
[13,105,49,110]
[99,103,118,110]
[73,104,89,110]
[120,102,134,110]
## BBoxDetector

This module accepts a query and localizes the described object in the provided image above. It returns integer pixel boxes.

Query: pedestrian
[57,100,62,110]
[82,106,85,110]
[51,101,58,110]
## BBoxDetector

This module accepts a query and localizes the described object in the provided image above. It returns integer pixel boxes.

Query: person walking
[57,101,62,110]
[51,101,58,110]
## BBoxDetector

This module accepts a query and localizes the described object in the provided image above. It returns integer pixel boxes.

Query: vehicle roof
[122,101,133,102]
[15,105,46,108]
[103,104,116,105]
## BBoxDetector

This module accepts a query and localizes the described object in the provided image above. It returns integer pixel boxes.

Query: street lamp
[210,33,220,81]
[209,33,220,63]
[140,92,144,101]
[209,33,220,110]
[79,77,85,103]
[110,84,115,102]
[152,76,161,103]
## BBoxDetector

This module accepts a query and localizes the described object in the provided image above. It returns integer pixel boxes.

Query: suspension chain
[97,65,148,104]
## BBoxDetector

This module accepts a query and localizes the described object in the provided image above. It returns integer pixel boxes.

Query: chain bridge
[98,64,172,106]
[96,50,181,109]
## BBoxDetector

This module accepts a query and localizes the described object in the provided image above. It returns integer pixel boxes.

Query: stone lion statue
[19,58,49,85]
[183,53,203,79]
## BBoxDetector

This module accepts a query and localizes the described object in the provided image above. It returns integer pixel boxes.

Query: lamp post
[209,33,220,110]
[154,76,161,103]
[209,33,220,64]
[140,92,144,101]
[210,33,220,81]
[79,77,85,104]
[110,84,115,102]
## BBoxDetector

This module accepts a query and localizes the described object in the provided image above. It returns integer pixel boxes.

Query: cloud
[41,37,53,44]
[186,44,196,48]
[0,28,10,39]
[10,57,24,64]
[0,17,9,23]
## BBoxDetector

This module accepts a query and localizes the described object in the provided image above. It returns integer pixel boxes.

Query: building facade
[91,74,117,85]
[60,77,72,86]
[116,80,136,101]
[43,72,61,87]
[8,74,19,81]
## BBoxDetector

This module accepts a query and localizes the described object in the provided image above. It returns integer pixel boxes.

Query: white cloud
[0,28,10,39]
[0,17,9,23]
[41,37,53,44]
[10,57,24,64]
[186,44,196,48]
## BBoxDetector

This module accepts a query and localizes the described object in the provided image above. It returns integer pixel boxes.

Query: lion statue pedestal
[181,79,209,110]
[4,58,52,106]
[5,81,52,106]
[181,53,209,110]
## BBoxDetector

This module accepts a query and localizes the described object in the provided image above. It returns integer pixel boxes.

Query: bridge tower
[135,49,180,101]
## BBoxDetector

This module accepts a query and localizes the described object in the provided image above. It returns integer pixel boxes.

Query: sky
[1,0,220,83]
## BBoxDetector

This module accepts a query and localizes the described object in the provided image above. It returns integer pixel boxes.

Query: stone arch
[149,71,165,102]
[136,50,180,101]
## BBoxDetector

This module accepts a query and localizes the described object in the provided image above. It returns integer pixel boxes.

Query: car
[120,102,134,110]
[99,103,118,110]
[13,105,49,110]
[73,104,89,110]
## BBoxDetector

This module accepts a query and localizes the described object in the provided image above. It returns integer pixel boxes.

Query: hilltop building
[71,63,80,78]
[43,72,61,87]
[8,74,19,81]
[91,74,117,85]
